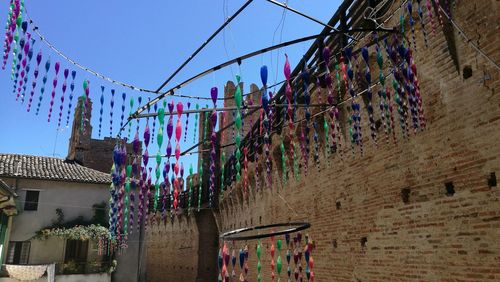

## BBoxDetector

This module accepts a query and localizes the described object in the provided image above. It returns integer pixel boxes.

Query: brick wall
[146,1,500,281]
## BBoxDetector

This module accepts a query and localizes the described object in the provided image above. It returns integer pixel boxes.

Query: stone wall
[146,1,500,281]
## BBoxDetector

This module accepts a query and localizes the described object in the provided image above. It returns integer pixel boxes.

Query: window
[6,241,30,264]
[24,190,39,211]
[65,240,89,263]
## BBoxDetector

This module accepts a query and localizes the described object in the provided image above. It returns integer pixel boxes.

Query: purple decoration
[167,117,173,139]
[98,86,105,136]
[47,62,61,122]
[211,87,218,106]
[109,89,115,135]
[183,102,191,142]
[57,68,69,129]
[26,51,42,112]
[65,71,77,126]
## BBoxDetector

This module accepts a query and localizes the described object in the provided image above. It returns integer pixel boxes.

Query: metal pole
[155,0,254,92]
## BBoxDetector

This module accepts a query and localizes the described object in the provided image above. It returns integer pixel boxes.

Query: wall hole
[445,182,455,196]
[332,239,338,249]
[488,172,497,188]
[463,65,473,79]
[360,237,367,248]
[336,201,341,210]
[401,187,411,204]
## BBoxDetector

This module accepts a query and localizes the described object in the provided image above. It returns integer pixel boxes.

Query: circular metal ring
[220,222,311,241]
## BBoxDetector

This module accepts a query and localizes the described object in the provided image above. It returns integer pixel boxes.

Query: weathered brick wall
[146,1,500,281]
[145,217,200,282]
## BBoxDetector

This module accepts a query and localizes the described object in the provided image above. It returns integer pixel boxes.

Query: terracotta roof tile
[0,154,111,184]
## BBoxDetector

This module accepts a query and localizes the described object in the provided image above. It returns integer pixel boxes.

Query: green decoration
[234,75,242,183]
[220,152,225,199]
[257,240,262,282]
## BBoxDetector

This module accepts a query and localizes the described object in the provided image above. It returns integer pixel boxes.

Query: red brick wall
[146,1,500,281]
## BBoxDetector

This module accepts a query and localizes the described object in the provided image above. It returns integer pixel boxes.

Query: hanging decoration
[184,102,191,142]
[151,103,158,141]
[284,55,299,182]
[18,34,32,103]
[408,1,417,51]
[300,65,310,175]
[271,236,276,281]
[56,69,68,129]
[98,86,105,136]
[120,92,127,132]
[138,121,150,231]
[257,240,262,282]
[128,97,134,139]
[285,234,291,281]
[2,0,17,69]
[198,110,209,211]
[166,101,174,218]
[234,75,243,184]
[260,66,272,188]
[11,4,24,83]
[109,89,115,136]
[26,50,41,112]
[154,105,165,215]
[220,151,225,198]
[188,163,193,214]
[162,154,170,222]
[34,57,50,116]
[64,71,76,126]
[416,0,429,48]
[173,102,183,212]
[193,103,199,143]
[209,87,218,207]
[323,47,337,159]
[130,127,140,233]
[362,46,377,146]
[12,22,26,99]
[81,80,90,132]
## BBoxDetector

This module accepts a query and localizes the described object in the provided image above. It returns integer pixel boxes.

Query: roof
[0,154,111,184]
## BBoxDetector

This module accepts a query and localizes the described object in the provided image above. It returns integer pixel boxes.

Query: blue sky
[0,0,341,176]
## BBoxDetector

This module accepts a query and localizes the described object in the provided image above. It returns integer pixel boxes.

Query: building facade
[145,0,500,281]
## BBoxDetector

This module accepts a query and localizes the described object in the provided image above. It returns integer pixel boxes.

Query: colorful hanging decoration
[284,55,298,181]
[322,47,337,158]
[375,35,395,143]
[123,163,131,237]
[47,62,61,122]
[209,87,217,206]
[166,101,174,217]
[362,46,378,146]
[345,48,363,155]
[198,110,209,211]
[220,151,225,198]
[138,121,150,231]
[271,236,276,281]
[304,235,314,282]
[81,80,90,132]
[2,0,17,69]
[109,89,115,135]
[277,238,283,282]
[193,103,199,143]
[35,57,50,116]
[416,0,429,48]
[154,105,165,214]
[173,102,183,212]
[17,34,31,103]
[151,103,158,141]
[408,1,417,51]
[26,50,41,112]
[129,130,140,233]
[261,66,272,187]
[285,234,291,281]
[120,92,127,132]
[280,137,287,185]
[128,97,134,139]
[188,163,193,214]
[257,240,262,282]
[301,65,310,175]
[11,5,24,83]
[56,69,69,129]
[234,75,243,183]
[162,155,170,222]
[184,102,191,142]
[97,86,104,136]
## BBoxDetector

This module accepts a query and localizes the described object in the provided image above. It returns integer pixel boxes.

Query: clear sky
[0,0,341,176]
